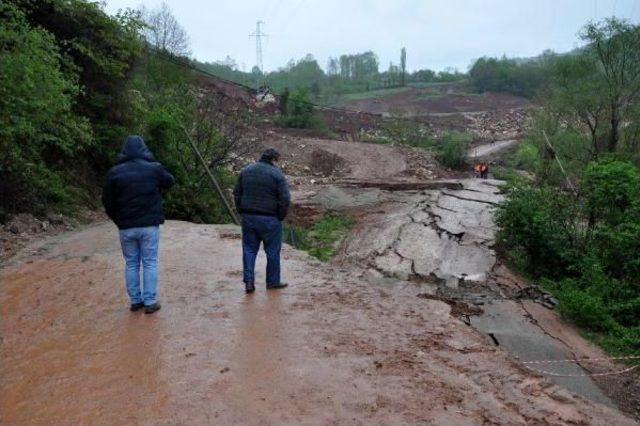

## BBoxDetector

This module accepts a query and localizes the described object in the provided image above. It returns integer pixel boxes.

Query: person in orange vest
[474,162,482,178]
[480,162,489,179]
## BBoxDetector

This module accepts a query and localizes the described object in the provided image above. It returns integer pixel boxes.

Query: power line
[249,20,268,90]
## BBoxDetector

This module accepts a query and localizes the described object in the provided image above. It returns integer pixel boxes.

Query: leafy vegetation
[469,53,554,98]
[434,132,472,169]
[497,159,640,354]
[196,49,465,104]
[284,215,355,262]
[0,0,243,223]
[367,118,471,170]
[274,88,316,128]
[0,0,139,215]
[495,18,640,355]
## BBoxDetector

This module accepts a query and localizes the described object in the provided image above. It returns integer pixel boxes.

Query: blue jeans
[241,214,282,285]
[119,226,160,306]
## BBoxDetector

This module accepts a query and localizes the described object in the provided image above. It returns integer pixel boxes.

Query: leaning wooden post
[181,126,241,225]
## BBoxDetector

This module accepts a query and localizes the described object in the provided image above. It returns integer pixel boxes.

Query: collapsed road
[1,136,638,424]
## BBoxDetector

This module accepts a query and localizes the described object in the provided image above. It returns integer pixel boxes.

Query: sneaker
[144,302,161,314]
[245,282,255,293]
[130,302,144,312]
[266,283,288,290]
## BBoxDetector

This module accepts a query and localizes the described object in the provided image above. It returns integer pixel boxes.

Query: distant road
[468,139,519,159]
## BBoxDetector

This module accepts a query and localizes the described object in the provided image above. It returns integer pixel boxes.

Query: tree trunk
[608,104,620,152]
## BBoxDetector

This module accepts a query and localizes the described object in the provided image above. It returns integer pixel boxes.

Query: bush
[0,2,91,213]
[556,286,616,331]
[144,104,236,224]
[275,88,316,128]
[435,131,472,169]
[284,215,354,262]
[512,142,540,171]
[497,159,640,354]
[581,157,640,226]
[496,184,583,277]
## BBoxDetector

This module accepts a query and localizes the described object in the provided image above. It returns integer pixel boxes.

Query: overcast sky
[103,0,639,72]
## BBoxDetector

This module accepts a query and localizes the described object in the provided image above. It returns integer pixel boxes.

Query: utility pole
[249,20,267,91]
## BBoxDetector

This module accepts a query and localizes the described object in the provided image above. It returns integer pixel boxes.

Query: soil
[1,222,634,425]
[336,83,532,140]
[339,85,530,116]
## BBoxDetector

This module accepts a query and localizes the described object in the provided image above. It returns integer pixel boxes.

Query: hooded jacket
[102,136,175,229]
[233,156,290,220]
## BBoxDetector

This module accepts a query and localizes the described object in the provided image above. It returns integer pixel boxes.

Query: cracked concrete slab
[471,301,615,408]
[345,179,504,284]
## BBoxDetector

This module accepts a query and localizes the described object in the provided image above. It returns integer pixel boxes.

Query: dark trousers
[241,214,282,285]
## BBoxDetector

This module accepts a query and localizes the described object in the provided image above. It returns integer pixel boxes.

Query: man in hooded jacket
[102,135,175,314]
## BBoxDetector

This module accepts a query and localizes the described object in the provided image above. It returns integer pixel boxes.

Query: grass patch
[414,91,481,100]
[491,166,528,184]
[338,87,411,102]
[284,215,355,262]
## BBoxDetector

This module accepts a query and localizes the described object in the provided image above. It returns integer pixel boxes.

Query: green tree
[581,18,640,152]
[277,88,315,128]
[0,2,91,212]
[14,0,144,171]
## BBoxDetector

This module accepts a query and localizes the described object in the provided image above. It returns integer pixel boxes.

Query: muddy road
[1,137,637,424]
[1,221,634,425]
[468,139,519,160]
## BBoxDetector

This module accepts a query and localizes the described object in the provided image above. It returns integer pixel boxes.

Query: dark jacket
[233,159,290,220]
[102,136,175,230]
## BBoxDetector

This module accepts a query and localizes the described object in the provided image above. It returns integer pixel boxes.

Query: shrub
[276,88,316,128]
[435,131,472,169]
[0,2,91,213]
[556,286,616,331]
[581,158,640,226]
[512,142,540,171]
[496,184,583,277]
[497,159,640,354]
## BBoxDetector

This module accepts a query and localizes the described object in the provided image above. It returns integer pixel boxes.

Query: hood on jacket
[116,135,156,164]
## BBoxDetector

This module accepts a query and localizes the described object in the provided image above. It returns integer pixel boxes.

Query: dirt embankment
[336,83,531,141]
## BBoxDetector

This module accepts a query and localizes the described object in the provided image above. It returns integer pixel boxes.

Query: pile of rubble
[467,108,530,141]
[0,212,101,262]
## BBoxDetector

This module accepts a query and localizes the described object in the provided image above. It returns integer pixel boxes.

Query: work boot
[144,302,161,314]
[245,282,255,293]
[130,302,144,312]
[266,283,288,290]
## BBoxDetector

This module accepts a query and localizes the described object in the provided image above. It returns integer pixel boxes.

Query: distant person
[102,135,175,314]
[474,162,482,178]
[233,148,290,293]
[480,162,489,179]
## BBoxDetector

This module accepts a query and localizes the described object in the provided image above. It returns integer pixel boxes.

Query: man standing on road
[233,148,290,293]
[102,135,175,314]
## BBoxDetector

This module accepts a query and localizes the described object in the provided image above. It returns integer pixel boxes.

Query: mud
[1,221,634,425]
